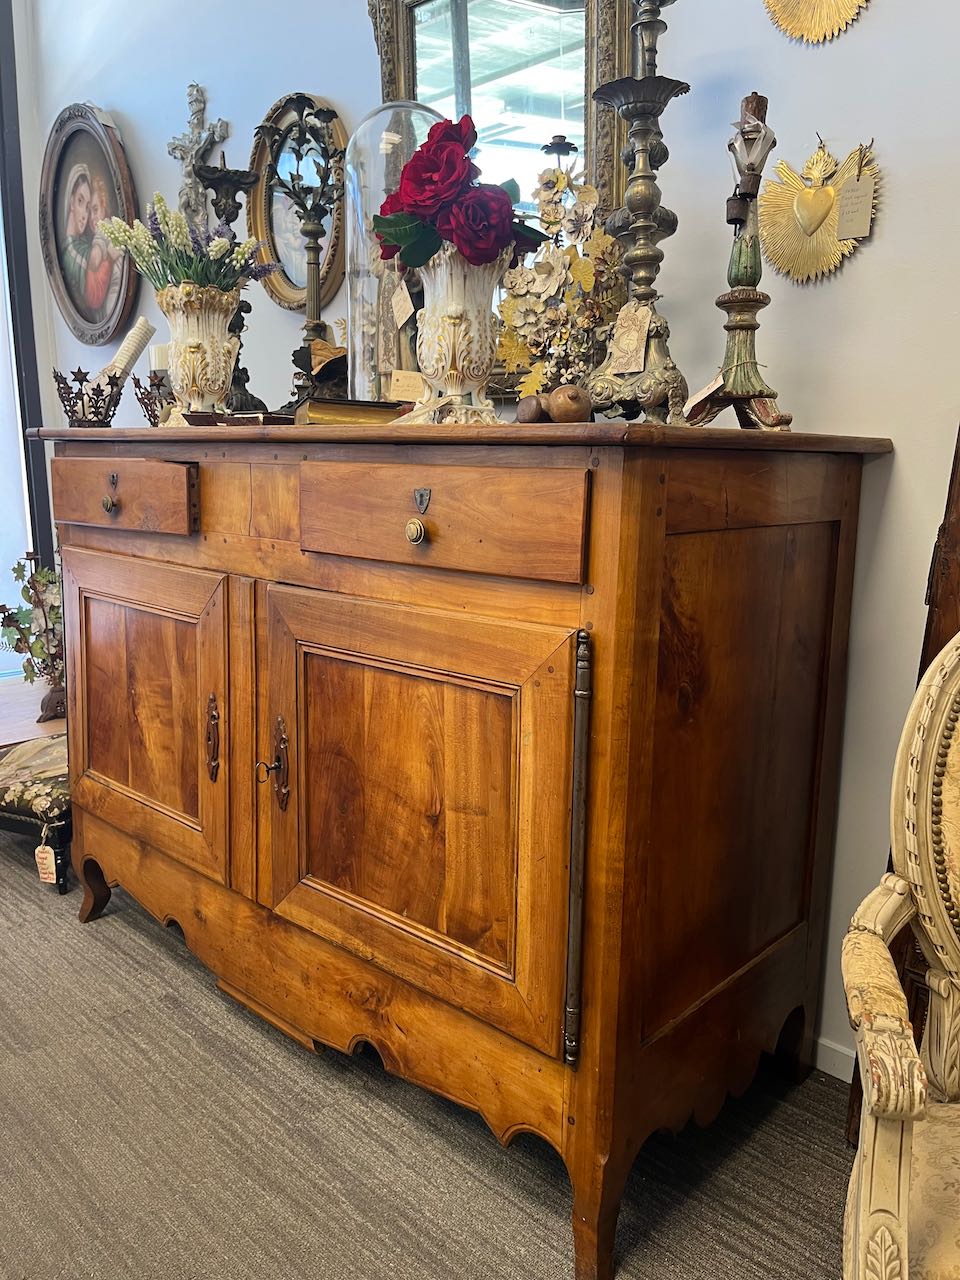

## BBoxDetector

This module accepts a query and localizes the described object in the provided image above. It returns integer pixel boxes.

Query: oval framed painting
[38,103,139,345]
[247,93,347,312]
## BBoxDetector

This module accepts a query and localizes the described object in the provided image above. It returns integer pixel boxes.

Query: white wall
[12,0,960,1079]
[13,0,381,417]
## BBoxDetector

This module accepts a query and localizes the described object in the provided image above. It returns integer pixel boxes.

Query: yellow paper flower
[517,363,547,399]
[497,329,533,373]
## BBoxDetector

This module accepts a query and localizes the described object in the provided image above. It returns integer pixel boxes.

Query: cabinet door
[62,548,230,884]
[260,585,580,1057]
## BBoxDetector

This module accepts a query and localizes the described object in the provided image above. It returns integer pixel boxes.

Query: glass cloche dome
[344,100,442,402]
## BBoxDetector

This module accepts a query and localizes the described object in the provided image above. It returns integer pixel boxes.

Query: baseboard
[814,1035,856,1080]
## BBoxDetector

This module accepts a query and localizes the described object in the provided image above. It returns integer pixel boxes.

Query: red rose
[398,141,478,218]
[436,184,515,265]
[376,189,404,260]
[426,114,478,153]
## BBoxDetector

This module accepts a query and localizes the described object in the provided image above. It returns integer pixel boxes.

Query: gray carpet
[0,832,854,1279]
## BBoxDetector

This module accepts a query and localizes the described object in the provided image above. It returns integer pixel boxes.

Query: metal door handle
[256,716,290,811]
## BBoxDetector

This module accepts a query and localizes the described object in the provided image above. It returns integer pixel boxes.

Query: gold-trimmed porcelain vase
[156,283,240,425]
[404,243,509,424]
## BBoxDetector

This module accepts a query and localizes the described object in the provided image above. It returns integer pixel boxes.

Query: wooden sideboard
[43,420,890,1279]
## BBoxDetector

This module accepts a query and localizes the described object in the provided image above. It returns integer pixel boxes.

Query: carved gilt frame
[367,0,632,216]
[246,93,348,313]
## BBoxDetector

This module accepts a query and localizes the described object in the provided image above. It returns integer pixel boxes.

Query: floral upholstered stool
[0,734,71,893]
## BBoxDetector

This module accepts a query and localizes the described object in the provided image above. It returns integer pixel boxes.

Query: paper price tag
[607,302,651,375]
[683,374,725,420]
[390,369,425,402]
[391,279,415,330]
[35,844,57,884]
[836,175,876,240]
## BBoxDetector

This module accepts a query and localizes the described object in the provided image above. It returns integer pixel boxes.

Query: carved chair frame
[842,632,960,1279]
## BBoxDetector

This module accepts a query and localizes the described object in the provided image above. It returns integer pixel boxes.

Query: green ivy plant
[0,558,65,688]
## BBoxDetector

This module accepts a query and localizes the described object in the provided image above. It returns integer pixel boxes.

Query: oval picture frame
[247,93,347,312]
[38,102,139,346]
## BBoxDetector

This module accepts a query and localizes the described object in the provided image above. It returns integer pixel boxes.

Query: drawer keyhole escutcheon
[101,495,120,514]
[405,518,426,545]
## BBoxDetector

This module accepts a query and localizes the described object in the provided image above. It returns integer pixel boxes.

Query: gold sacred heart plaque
[759,139,880,283]
[763,0,870,43]
[793,186,835,236]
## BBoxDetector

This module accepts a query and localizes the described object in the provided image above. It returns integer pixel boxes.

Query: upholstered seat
[911,1103,960,1280]
[843,634,960,1280]
[0,734,71,892]
[0,734,70,821]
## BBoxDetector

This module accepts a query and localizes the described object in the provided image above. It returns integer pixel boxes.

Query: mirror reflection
[413,0,587,207]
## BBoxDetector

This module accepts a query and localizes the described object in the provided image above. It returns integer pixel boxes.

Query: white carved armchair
[843,636,960,1280]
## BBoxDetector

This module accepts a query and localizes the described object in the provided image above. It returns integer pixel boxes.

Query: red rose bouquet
[373,115,548,268]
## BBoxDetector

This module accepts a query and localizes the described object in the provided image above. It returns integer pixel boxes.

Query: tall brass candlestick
[254,96,345,408]
[586,1,689,424]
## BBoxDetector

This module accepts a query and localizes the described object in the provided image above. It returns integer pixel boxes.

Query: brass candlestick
[255,97,345,409]
[586,1,689,424]
[196,151,258,227]
[197,151,267,415]
[685,94,792,431]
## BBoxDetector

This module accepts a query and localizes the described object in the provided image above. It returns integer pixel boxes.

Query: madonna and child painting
[39,104,137,344]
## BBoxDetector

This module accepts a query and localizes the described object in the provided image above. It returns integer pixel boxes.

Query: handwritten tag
[390,369,425,401]
[607,302,651,375]
[35,844,57,884]
[683,374,725,420]
[391,279,415,330]
[836,175,875,240]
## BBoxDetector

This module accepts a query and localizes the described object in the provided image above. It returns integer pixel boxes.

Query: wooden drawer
[300,461,590,583]
[51,457,200,534]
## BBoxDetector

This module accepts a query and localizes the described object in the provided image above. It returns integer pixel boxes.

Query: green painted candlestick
[685,93,792,431]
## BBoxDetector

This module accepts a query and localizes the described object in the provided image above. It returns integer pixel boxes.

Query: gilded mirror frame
[247,93,348,312]
[367,0,632,217]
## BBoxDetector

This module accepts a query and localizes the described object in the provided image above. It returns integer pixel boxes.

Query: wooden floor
[0,678,65,749]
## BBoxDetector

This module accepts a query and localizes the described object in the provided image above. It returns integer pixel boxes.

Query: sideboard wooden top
[35,422,893,454]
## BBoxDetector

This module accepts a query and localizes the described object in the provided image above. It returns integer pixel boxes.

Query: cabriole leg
[77,856,111,922]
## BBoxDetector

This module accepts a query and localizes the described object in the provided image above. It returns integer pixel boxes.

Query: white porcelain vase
[156,283,240,425]
[406,242,509,424]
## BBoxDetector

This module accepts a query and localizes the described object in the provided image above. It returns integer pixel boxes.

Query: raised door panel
[642,522,836,1035]
[260,584,579,1057]
[62,547,230,883]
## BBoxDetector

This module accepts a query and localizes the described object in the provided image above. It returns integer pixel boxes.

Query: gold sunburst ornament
[763,0,870,42]
[759,140,879,283]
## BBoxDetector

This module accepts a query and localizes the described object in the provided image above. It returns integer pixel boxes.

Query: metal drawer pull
[101,495,121,514]
[405,517,426,544]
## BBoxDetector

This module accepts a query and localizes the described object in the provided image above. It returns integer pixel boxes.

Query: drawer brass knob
[405,517,426,545]
[101,495,120,514]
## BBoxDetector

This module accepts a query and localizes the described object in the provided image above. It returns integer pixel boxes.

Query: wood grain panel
[66,524,584,631]
[300,461,590,583]
[84,597,199,817]
[263,583,575,1056]
[62,548,229,884]
[641,521,836,1037]
[666,453,847,533]
[303,653,516,967]
[40,420,893,452]
[52,457,198,534]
